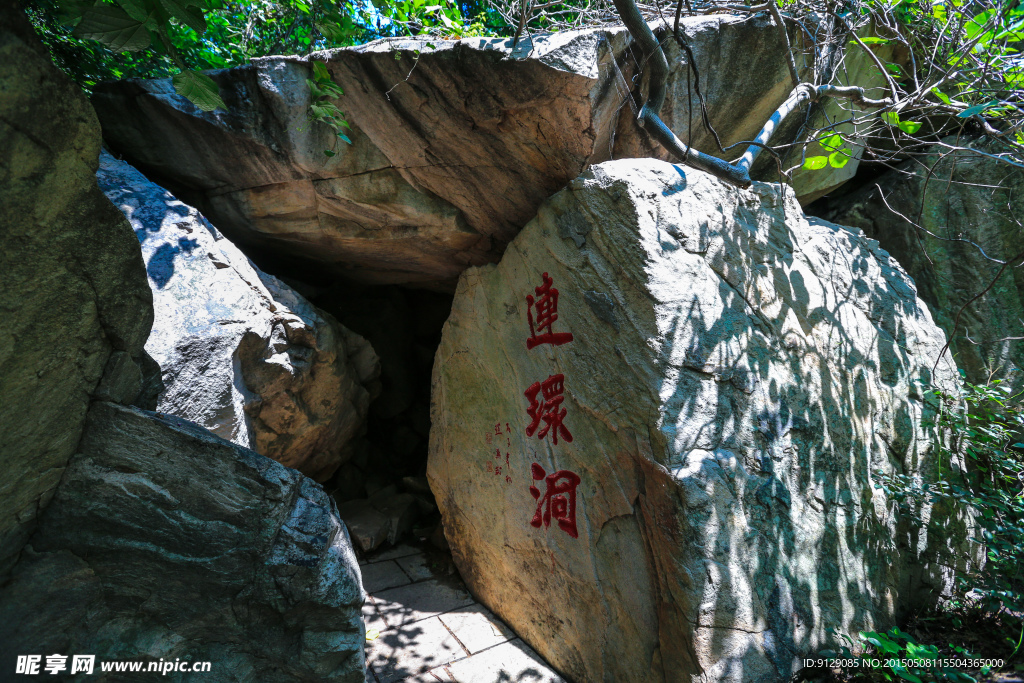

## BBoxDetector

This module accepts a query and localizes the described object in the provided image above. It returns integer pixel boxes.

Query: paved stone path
[360,543,566,683]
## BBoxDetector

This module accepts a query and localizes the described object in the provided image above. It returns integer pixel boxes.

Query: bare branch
[767,0,800,88]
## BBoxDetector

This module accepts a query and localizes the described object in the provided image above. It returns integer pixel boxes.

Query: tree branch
[767,0,800,88]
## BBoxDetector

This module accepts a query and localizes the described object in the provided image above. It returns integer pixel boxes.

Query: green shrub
[824,626,985,682]
[879,378,1024,618]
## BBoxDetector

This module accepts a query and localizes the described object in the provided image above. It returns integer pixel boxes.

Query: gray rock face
[429,160,965,682]
[337,490,430,553]
[0,401,366,682]
[814,137,1024,392]
[91,15,800,290]
[98,153,381,482]
[0,6,153,577]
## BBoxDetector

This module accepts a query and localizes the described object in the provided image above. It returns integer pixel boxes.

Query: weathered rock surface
[0,5,152,577]
[429,160,963,682]
[814,137,1024,391]
[92,15,802,289]
[0,401,366,682]
[337,492,420,553]
[98,153,381,481]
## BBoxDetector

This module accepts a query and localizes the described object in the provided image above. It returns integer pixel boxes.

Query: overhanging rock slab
[91,16,798,290]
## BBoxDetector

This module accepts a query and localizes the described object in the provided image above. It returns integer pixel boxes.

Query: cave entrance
[291,280,455,555]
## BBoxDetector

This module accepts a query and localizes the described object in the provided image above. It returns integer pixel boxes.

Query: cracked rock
[0,402,366,682]
[0,6,153,578]
[428,159,972,683]
[91,15,804,290]
[98,153,381,482]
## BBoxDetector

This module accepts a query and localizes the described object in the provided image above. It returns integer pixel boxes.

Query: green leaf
[829,149,852,168]
[310,104,332,119]
[860,631,901,654]
[323,149,336,157]
[859,36,891,44]
[958,100,999,118]
[822,133,843,151]
[931,88,952,104]
[881,111,901,126]
[898,119,923,134]
[159,0,207,33]
[893,666,923,683]
[172,70,227,112]
[436,6,456,28]
[803,155,828,170]
[114,0,153,23]
[965,10,994,41]
[316,20,353,42]
[54,0,94,25]
[73,5,152,52]
[312,60,330,81]
[318,81,344,97]
[339,133,352,144]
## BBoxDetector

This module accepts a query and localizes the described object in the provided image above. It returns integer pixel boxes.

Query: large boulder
[0,401,366,682]
[98,153,380,482]
[91,15,802,289]
[814,137,1024,392]
[428,159,962,682]
[0,4,153,576]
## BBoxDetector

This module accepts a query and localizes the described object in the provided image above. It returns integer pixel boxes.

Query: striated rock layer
[0,402,366,682]
[429,159,964,682]
[91,15,799,289]
[98,153,381,481]
[0,4,153,577]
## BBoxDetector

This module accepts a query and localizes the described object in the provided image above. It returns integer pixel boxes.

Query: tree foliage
[24,0,492,99]
[26,0,1023,174]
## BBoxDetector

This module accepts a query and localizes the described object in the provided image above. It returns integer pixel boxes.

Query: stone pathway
[360,543,566,683]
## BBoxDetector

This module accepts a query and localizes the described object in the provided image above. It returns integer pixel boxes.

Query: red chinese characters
[524,374,573,445]
[526,272,574,349]
[521,270,581,541]
[529,463,581,538]
[484,424,513,485]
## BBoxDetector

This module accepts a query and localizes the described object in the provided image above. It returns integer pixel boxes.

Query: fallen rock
[428,159,965,682]
[337,489,425,552]
[98,153,381,482]
[0,5,152,576]
[0,401,366,681]
[92,15,802,289]
[337,498,392,553]
[400,475,432,496]
[813,137,1024,392]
